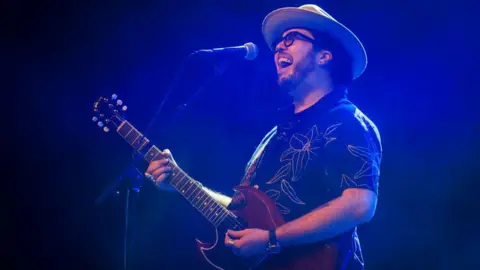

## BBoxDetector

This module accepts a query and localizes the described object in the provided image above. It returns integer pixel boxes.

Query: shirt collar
[276,89,347,125]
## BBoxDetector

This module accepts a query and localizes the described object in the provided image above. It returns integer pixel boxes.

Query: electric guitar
[92,94,338,270]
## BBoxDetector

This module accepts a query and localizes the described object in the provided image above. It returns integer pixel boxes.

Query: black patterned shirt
[239,90,382,269]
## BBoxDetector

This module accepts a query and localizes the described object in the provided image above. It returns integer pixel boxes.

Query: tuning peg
[97,121,104,127]
[112,94,118,100]
[122,105,127,111]
[103,126,110,132]
[116,99,123,106]
[92,116,98,122]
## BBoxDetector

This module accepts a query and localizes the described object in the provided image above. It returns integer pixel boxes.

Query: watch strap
[269,229,278,245]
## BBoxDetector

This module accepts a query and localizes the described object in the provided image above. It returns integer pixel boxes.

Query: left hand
[224,228,269,257]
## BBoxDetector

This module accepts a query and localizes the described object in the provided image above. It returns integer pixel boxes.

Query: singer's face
[274,29,316,91]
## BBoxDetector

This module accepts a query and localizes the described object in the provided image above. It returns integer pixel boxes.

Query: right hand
[145,149,177,192]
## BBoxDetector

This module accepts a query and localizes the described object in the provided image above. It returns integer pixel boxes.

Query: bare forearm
[203,187,232,207]
[276,191,375,247]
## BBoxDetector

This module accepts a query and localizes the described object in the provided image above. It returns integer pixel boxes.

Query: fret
[170,170,185,186]
[201,197,216,214]
[117,121,133,138]
[182,180,196,195]
[132,136,149,153]
[186,185,202,201]
[201,201,220,220]
[151,147,162,161]
[220,214,241,230]
[145,146,161,163]
[181,180,195,194]
[213,215,226,228]
[178,178,193,194]
[212,211,228,227]
[198,194,213,211]
[209,206,225,224]
[209,211,222,225]
[191,191,205,209]
[207,202,226,224]
[124,126,134,139]
[199,196,213,212]
[137,138,150,152]
[202,197,228,225]
[209,211,223,226]
[206,204,221,220]
[125,128,141,146]
[195,192,208,208]
[145,146,156,161]
[202,197,218,214]
[131,133,141,145]
[213,210,229,227]
[171,174,185,187]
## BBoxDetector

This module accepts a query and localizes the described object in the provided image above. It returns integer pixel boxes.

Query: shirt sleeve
[323,109,382,195]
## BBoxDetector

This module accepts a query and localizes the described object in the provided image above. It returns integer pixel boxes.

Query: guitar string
[120,125,247,230]
[151,157,238,227]
[168,164,245,229]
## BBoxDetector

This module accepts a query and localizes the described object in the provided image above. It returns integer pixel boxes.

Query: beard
[277,51,316,94]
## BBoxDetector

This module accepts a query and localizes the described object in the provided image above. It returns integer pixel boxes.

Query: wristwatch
[266,229,281,254]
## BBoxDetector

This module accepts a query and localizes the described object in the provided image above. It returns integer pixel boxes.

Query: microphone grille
[244,42,259,60]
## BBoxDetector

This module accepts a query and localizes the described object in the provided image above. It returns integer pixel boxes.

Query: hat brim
[262,7,367,80]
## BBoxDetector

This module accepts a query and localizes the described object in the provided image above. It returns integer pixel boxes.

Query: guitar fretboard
[116,120,234,228]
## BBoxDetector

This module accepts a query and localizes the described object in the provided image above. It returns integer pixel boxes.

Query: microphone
[192,42,259,60]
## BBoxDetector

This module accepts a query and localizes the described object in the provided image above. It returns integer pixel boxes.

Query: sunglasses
[273,31,316,51]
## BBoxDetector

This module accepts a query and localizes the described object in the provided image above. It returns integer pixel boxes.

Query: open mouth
[277,55,293,68]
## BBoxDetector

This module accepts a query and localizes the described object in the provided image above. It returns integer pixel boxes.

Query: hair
[308,29,354,91]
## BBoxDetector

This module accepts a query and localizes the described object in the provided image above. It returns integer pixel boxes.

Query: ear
[316,49,333,66]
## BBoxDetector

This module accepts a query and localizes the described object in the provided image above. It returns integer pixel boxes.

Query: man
[145,4,382,269]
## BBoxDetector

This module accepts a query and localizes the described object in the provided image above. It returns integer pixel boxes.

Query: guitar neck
[116,120,232,228]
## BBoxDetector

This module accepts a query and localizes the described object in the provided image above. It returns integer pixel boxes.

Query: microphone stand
[94,52,231,270]
[163,58,230,133]
[95,158,143,270]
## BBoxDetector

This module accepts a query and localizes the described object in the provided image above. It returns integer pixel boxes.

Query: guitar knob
[98,121,104,127]
[92,116,98,122]
[103,127,110,132]
[112,94,118,100]
[117,99,123,106]
[122,105,127,111]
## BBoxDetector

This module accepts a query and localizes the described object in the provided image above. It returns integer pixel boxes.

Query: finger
[162,149,177,166]
[224,234,235,247]
[227,229,248,239]
[152,169,173,186]
[151,166,172,179]
[145,158,169,175]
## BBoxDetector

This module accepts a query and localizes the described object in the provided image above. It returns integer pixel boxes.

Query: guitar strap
[239,126,278,187]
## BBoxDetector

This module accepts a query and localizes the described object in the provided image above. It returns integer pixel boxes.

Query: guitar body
[195,186,339,270]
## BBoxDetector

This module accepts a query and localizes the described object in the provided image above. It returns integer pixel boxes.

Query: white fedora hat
[262,4,367,80]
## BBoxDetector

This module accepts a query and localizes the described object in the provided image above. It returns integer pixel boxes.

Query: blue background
[7,0,479,269]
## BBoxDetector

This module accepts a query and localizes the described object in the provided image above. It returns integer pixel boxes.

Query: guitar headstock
[92,94,128,132]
